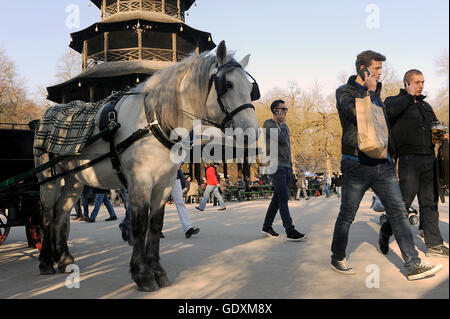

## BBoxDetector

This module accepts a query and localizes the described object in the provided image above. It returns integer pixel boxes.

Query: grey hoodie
[263,118,292,168]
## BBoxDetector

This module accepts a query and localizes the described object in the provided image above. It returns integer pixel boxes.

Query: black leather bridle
[206,61,260,131]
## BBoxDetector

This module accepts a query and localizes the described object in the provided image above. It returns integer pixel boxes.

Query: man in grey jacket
[261,99,307,241]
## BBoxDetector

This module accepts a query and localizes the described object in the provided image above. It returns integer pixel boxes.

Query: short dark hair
[270,99,285,113]
[403,69,423,84]
[355,50,386,72]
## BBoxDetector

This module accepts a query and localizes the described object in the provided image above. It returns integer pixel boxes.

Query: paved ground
[0,192,448,299]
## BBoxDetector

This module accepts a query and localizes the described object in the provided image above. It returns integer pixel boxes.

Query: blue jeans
[331,159,421,270]
[324,183,331,197]
[263,166,295,232]
[198,185,226,210]
[89,193,117,220]
[74,193,89,217]
[119,189,132,243]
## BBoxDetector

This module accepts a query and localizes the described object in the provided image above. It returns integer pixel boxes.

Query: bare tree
[434,48,449,124]
[0,48,45,124]
[55,49,82,82]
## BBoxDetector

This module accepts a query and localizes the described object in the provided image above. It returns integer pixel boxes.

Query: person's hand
[275,110,287,123]
[405,81,417,96]
[365,73,378,92]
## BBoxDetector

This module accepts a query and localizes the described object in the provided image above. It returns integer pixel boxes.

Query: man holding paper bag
[329,51,442,281]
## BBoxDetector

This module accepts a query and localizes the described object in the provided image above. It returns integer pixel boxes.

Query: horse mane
[142,51,235,131]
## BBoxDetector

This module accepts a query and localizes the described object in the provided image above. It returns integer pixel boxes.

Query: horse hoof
[134,276,160,292]
[39,264,56,275]
[155,272,171,288]
[58,254,75,273]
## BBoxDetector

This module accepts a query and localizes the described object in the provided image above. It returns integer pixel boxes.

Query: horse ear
[239,54,251,68]
[216,40,227,65]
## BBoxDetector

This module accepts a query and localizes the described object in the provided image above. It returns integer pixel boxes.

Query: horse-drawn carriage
[0,122,41,248]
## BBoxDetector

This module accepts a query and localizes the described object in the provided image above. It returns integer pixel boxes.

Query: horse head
[205,40,261,146]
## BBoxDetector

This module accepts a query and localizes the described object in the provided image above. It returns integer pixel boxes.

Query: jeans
[380,154,443,248]
[331,158,420,270]
[171,179,193,232]
[335,186,341,198]
[74,193,89,217]
[119,188,131,231]
[324,183,331,198]
[198,185,226,210]
[89,193,117,220]
[263,166,295,232]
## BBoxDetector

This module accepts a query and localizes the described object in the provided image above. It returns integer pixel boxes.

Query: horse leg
[146,204,170,288]
[129,188,159,291]
[38,180,60,275]
[53,176,83,273]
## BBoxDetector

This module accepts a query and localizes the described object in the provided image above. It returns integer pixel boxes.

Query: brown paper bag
[355,95,389,159]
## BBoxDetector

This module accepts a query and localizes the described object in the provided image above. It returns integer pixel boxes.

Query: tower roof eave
[69,19,215,53]
[46,60,175,103]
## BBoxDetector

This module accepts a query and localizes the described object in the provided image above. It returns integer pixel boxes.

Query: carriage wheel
[0,210,11,246]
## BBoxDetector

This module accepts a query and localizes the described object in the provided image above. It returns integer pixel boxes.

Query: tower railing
[104,0,181,20]
[85,47,189,69]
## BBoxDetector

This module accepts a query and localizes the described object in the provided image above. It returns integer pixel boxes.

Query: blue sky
[0,0,448,101]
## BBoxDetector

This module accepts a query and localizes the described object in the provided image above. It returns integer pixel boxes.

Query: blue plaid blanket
[34,92,123,155]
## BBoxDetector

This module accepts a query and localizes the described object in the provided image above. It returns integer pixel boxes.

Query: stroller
[371,195,419,226]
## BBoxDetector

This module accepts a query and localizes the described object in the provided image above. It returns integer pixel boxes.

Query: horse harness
[44,61,260,188]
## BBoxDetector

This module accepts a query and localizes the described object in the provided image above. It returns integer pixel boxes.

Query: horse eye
[226,81,233,89]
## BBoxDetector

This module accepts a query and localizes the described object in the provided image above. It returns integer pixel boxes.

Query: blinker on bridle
[206,61,260,131]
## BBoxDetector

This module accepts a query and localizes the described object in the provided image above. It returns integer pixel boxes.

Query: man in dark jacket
[330,51,442,280]
[379,69,448,258]
[261,99,307,241]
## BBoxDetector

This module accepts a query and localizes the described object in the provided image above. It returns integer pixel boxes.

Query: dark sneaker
[286,229,307,242]
[330,258,356,275]
[185,227,200,238]
[85,218,95,223]
[261,227,280,238]
[105,216,117,221]
[218,208,226,211]
[160,232,165,238]
[426,245,449,258]
[195,206,204,211]
[378,231,390,255]
[407,262,443,281]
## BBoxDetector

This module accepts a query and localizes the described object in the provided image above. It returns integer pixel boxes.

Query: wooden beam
[139,0,143,10]
[102,0,106,19]
[104,32,109,62]
[177,0,180,19]
[138,29,143,60]
[162,0,166,13]
[90,87,95,103]
[117,0,120,13]
[82,40,88,70]
[172,33,177,61]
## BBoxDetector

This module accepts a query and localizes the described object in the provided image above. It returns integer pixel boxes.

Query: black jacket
[177,170,187,189]
[385,89,437,157]
[336,75,393,162]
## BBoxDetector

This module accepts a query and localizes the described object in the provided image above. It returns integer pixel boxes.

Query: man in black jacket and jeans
[330,51,442,280]
[379,69,448,258]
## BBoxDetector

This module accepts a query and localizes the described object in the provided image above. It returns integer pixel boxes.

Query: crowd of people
[70,49,448,283]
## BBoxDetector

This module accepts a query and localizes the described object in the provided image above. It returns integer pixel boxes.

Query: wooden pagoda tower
[47,0,216,104]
